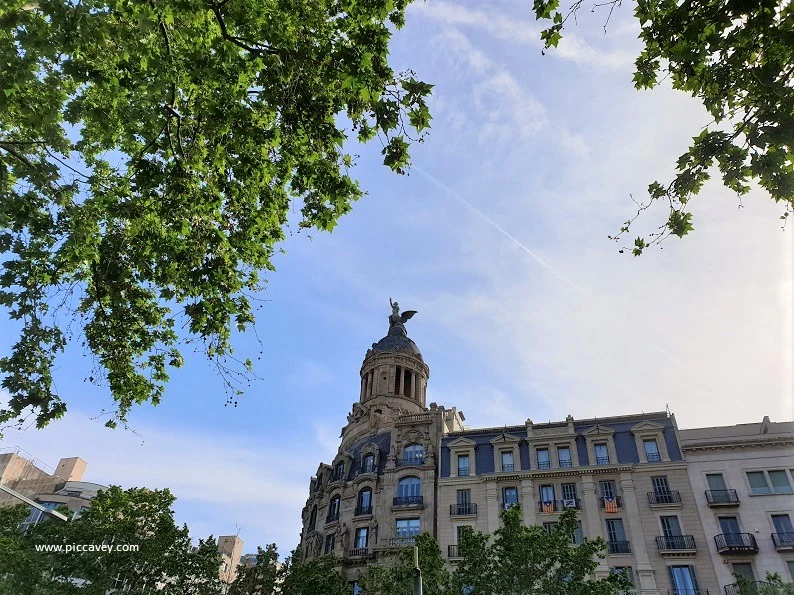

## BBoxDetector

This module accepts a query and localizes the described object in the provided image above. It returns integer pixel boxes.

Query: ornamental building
[298,303,794,595]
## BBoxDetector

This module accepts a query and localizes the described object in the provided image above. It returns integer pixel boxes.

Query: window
[543,522,558,533]
[600,480,616,499]
[652,476,671,494]
[357,488,372,514]
[537,448,551,469]
[706,473,727,491]
[643,439,661,462]
[363,454,376,474]
[669,566,699,594]
[561,483,577,506]
[772,514,794,535]
[456,525,469,544]
[396,518,420,537]
[731,563,755,581]
[457,454,470,476]
[327,495,341,522]
[606,519,626,543]
[324,533,335,554]
[660,516,682,537]
[501,451,514,472]
[398,476,421,498]
[769,470,793,493]
[354,527,368,549]
[308,506,317,530]
[719,516,742,545]
[350,581,362,595]
[334,461,346,482]
[403,444,424,465]
[788,561,794,581]
[540,484,555,502]
[456,489,472,514]
[558,446,572,467]
[611,567,634,592]
[571,521,584,545]
[747,471,771,495]
[503,487,519,508]
[594,443,609,465]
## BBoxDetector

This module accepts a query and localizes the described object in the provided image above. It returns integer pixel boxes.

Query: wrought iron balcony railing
[558,459,573,467]
[705,489,740,506]
[656,535,696,551]
[538,500,559,513]
[714,533,758,553]
[559,498,581,510]
[648,490,682,505]
[724,582,770,595]
[596,456,610,465]
[646,452,662,462]
[450,503,477,516]
[393,495,423,506]
[354,505,372,516]
[537,461,551,469]
[388,537,416,548]
[457,468,470,477]
[325,511,339,523]
[501,463,515,472]
[348,547,368,557]
[598,495,623,510]
[396,457,424,467]
[772,532,794,550]
[502,501,519,510]
[607,540,631,554]
[448,545,460,558]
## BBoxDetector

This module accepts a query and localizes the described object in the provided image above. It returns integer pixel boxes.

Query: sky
[1,0,792,559]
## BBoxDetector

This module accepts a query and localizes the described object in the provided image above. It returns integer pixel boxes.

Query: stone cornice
[682,436,794,452]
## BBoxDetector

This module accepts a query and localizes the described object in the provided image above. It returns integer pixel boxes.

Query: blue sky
[1,0,792,559]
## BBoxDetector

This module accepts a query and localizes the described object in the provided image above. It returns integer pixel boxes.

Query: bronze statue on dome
[389,297,417,328]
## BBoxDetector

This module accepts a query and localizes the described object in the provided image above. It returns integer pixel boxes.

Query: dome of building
[369,324,423,359]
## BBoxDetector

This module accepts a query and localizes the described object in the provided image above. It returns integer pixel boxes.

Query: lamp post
[413,545,423,595]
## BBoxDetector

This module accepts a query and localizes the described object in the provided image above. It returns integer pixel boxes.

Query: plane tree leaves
[0,0,432,431]
[533,0,793,254]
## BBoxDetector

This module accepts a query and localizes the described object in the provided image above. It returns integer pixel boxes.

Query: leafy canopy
[533,0,793,254]
[0,0,432,432]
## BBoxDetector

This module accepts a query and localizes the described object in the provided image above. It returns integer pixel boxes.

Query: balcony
[501,463,515,472]
[598,496,623,511]
[388,537,415,548]
[396,457,424,467]
[502,501,520,510]
[705,489,740,507]
[348,547,368,557]
[393,495,423,507]
[725,583,771,595]
[354,505,372,516]
[559,459,573,468]
[772,532,794,551]
[648,490,682,507]
[607,540,631,554]
[457,468,470,477]
[325,511,339,524]
[596,457,610,465]
[448,545,461,558]
[538,500,559,513]
[714,533,758,554]
[559,498,581,510]
[450,503,477,517]
[655,534,697,554]
[537,461,551,470]
[646,452,662,462]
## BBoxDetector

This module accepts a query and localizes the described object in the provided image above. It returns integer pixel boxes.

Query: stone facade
[679,418,794,591]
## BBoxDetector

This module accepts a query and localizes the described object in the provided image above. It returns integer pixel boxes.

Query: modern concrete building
[679,417,794,593]
[298,303,793,594]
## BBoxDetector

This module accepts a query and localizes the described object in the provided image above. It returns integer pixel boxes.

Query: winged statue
[389,297,417,327]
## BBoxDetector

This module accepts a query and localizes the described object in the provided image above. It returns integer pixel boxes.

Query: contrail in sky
[414,165,757,417]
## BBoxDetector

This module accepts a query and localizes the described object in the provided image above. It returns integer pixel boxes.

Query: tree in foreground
[0,0,432,433]
[0,486,225,594]
[531,0,793,254]
[732,573,794,595]
[360,532,452,595]
[228,544,279,595]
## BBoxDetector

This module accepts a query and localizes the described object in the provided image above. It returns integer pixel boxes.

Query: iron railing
[450,503,477,516]
[448,545,460,558]
[656,535,696,551]
[714,533,758,553]
[354,505,372,516]
[705,489,739,505]
[393,495,423,506]
[607,540,631,554]
[648,490,682,505]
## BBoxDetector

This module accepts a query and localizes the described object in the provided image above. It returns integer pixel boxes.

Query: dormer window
[363,454,376,474]
[594,443,610,465]
[537,448,551,469]
[643,439,661,462]
[327,495,340,523]
[403,443,424,465]
[333,461,346,482]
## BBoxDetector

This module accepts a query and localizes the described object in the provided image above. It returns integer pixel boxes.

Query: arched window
[356,488,372,515]
[333,460,345,482]
[362,454,376,474]
[308,505,317,530]
[397,476,421,498]
[327,495,341,522]
[403,443,424,465]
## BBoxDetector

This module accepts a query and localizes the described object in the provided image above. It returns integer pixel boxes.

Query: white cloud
[410,0,636,69]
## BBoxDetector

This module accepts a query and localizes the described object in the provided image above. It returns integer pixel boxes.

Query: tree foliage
[0,487,225,594]
[228,544,279,595]
[360,532,452,595]
[733,573,794,595]
[0,0,432,432]
[532,0,793,254]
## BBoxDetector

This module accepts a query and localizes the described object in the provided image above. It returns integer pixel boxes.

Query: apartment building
[679,418,794,593]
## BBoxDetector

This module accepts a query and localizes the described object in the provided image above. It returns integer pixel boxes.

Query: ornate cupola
[358,298,429,413]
